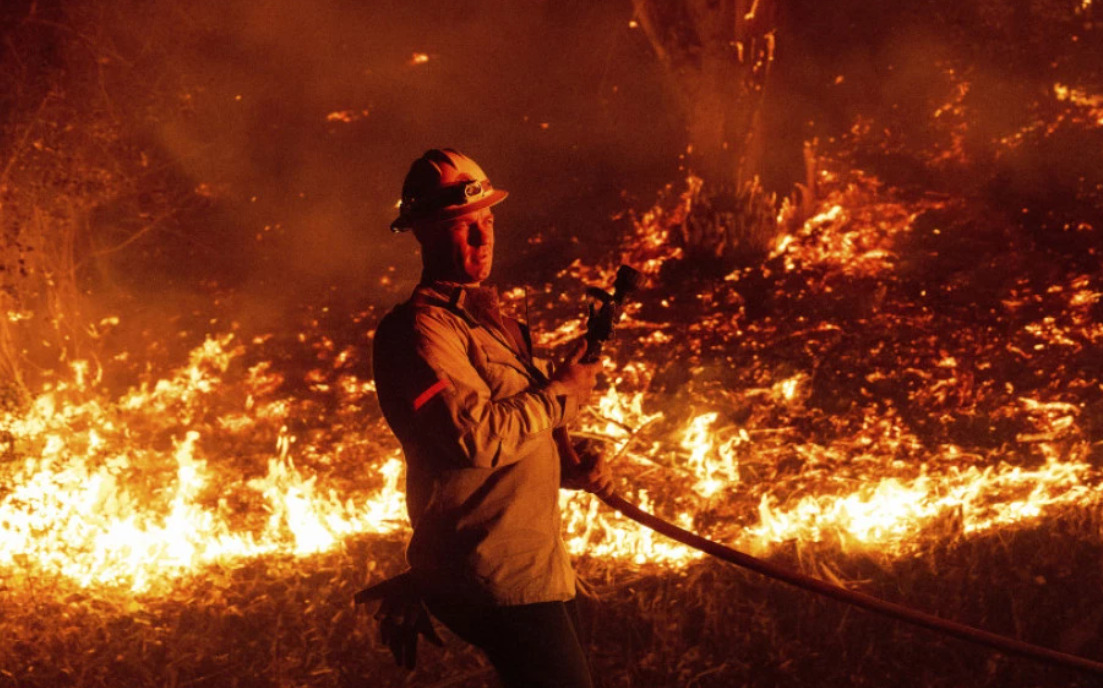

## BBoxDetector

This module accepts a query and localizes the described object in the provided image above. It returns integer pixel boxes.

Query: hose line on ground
[598,492,1103,677]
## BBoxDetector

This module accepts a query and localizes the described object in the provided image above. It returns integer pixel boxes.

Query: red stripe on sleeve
[412,379,450,411]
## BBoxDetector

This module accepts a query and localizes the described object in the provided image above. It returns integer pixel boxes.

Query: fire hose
[597,491,1103,677]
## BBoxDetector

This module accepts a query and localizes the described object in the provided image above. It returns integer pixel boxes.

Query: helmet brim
[391,189,508,232]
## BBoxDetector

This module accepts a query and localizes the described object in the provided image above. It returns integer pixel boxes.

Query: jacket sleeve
[386,310,579,469]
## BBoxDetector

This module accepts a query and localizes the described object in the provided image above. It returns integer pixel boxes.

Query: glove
[354,571,444,669]
[560,437,614,498]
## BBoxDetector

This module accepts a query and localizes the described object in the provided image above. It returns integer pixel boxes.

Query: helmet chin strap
[418,261,484,286]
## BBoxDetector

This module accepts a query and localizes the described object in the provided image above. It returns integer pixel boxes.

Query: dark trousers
[425,597,594,688]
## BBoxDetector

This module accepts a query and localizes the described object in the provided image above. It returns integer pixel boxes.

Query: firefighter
[368,148,612,687]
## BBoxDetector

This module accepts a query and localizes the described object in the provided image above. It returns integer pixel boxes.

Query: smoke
[8,0,680,325]
[6,0,1097,335]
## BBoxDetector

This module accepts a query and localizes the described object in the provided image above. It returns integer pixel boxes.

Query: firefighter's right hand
[547,339,601,403]
[560,437,615,498]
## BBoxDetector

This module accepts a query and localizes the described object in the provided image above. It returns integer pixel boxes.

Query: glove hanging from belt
[354,571,444,669]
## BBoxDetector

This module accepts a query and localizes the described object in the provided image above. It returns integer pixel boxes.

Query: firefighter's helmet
[390,148,508,232]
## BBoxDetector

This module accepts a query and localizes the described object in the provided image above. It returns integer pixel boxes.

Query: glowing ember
[1054,83,1103,125]
[326,109,369,123]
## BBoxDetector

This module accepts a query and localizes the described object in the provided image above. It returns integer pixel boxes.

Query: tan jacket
[373,281,579,606]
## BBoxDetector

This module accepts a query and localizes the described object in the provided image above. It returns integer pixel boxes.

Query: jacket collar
[413,280,542,378]
[414,279,536,360]
[413,280,499,329]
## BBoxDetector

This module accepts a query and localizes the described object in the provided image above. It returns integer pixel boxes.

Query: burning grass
[3,148,1103,685]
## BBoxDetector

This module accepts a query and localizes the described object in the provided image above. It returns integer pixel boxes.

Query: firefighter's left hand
[376,595,442,669]
[561,439,614,498]
[354,572,444,669]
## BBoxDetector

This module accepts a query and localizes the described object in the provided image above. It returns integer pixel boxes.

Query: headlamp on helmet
[390,149,508,232]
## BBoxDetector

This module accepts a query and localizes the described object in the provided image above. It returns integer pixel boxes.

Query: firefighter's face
[415,208,495,284]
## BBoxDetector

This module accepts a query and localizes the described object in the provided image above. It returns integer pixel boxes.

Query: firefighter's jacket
[373,280,579,606]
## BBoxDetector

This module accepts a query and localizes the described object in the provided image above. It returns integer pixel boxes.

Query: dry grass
[2,510,1100,688]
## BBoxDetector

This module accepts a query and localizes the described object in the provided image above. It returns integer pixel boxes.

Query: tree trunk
[631,0,775,187]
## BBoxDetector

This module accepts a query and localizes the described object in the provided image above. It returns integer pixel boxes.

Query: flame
[746,453,1093,553]
[0,335,407,592]
[680,412,739,498]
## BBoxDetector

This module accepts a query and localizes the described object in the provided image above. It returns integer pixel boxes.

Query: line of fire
[1,1,1101,686]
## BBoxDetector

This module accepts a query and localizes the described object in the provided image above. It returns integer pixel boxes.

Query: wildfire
[2,164,1101,597]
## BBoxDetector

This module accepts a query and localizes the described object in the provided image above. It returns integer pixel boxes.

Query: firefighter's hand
[547,339,601,403]
[561,439,614,498]
[376,595,443,669]
[355,572,443,670]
